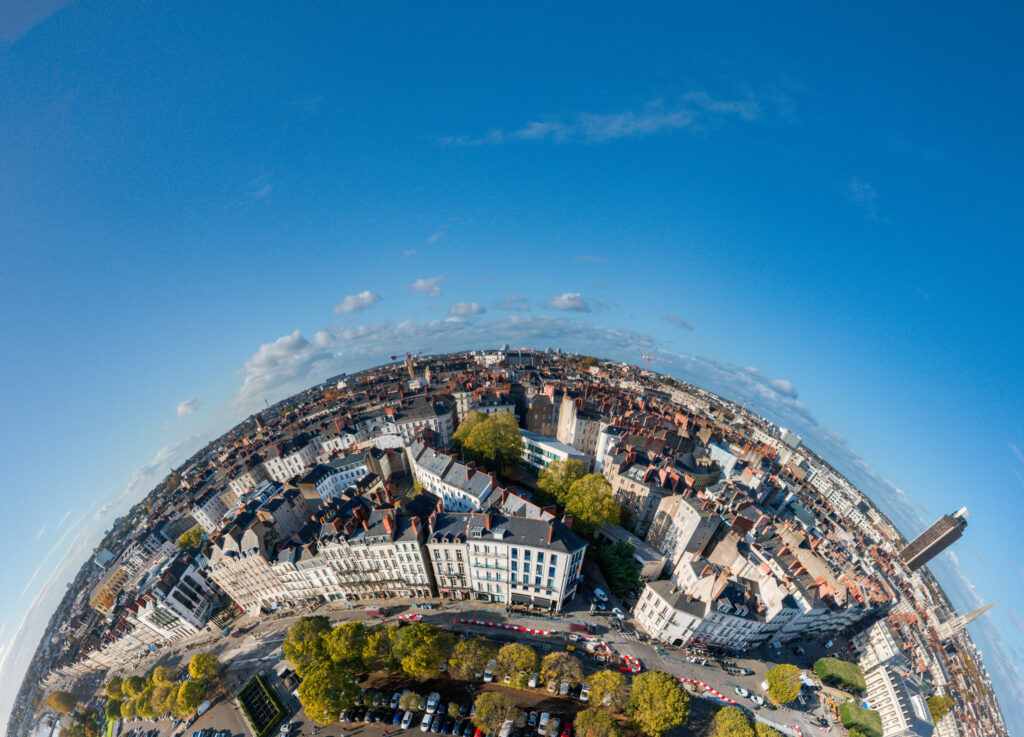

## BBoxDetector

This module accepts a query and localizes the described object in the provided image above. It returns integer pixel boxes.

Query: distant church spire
[937,602,996,641]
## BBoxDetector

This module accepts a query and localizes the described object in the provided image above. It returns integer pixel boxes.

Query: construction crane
[639,352,669,373]
[389,348,432,380]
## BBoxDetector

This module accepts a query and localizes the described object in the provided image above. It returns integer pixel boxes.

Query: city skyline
[2,2,1023,734]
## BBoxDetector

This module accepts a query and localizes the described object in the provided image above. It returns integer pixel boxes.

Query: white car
[612,607,625,620]
[483,660,497,682]
[402,711,415,729]
[537,713,550,735]
[579,684,590,702]
[749,694,764,706]
[528,673,539,688]
[426,692,441,714]
[279,725,293,735]
[734,687,750,698]
[420,714,433,733]
[593,588,608,602]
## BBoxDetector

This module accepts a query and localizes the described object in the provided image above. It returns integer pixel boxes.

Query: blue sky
[2,1,1023,732]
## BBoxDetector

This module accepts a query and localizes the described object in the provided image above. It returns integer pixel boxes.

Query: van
[593,588,608,602]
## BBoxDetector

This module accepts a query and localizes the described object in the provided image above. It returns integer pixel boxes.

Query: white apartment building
[854,619,912,674]
[263,435,319,482]
[865,665,935,737]
[519,429,591,472]
[131,551,218,640]
[408,439,496,511]
[297,456,368,503]
[593,425,625,472]
[191,488,230,533]
[556,396,602,456]
[227,462,270,499]
[426,509,586,611]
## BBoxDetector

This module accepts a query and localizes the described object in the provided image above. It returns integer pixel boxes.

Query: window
[547,578,554,589]
[548,566,555,577]
[524,563,531,574]
[511,549,518,558]
[551,554,558,564]
[537,552,544,563]
[535,576,541,586]
[524,550,531,560]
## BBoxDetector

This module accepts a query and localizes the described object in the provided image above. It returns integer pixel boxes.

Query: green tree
[175,680,205,714]
[120,700,137,720]
[104,677,123,701]
[574,708,622,737]
[364,625,398,671]
[564,475,620,535]
[764,664,801,705]
[590,542,641,595]
[461,413,523,471]
[452,412,490,454]
[325,621,368,669]
[297,661,360,724]
[122,676,146,698]
[540,652,584,686]
[495,643,538,678]
[471,691,521,736]
[392,623,455,680]
[151,666,173,685]
[283,616,332,677]
[399,692,424,712]
[708,706,754,737]
[585,670,630,713]
[754,724,782,737]
[150,683,176,717]
[177,527,204,549]
[44,692,77,715]
[135,687,155,719]
[62,724,87,737]
[189,652,220,682]
[537,460,588,505]
[627,671,690,737]
[104,700,122,722]
[927,694,955,723]
[449,639,496,680]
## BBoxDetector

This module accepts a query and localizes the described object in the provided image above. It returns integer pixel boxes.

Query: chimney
[362,519,369,531]
[485,512,492,530]
[561,514,574,530]
[383,514,394,534]
[548,521,555,543]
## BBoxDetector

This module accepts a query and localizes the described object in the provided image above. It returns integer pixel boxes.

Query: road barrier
[676,677,740,706]
[455,618,555,635]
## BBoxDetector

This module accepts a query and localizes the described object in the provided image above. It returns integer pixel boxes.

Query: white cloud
[1009,442,1024,466]
[846,177,879,220]
[548,293,591,312]
[666,315,694,330]
[404,249,417,257]
[407,277,443,298]
[441,91,761,146]
[235,330,333,406]
[0,0,76,44]
[767,378,798,399]
[498,295,529,313]
[176,397,201,416]
[334,290,381,315]
[55,509,72,530]
[448,302,485,317]
[245,174,273,202]
[35,523,45,540]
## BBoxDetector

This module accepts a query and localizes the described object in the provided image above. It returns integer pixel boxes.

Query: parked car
[560,723,572,737]
[547,718,560,737]
[537,713,550,735]
[547,680,557,694]
[528,673,539,688]
[593,588,608,602]
[483,660,497,683]
[426,693,441,715]
[421,714,433,733]
[402,711,416,729]
[612,607,625,620]
[559,681,570,697]
[393,710,404,725]
[579,684,590,702]
[527,712,538,727]
[734,687,750,698]
[750,695,765,706]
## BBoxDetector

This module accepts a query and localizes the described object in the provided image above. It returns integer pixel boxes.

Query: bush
[764,664,801,704]
[838,702,882,737]
[813,657,866,692]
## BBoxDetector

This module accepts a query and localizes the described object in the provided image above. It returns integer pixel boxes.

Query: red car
[473,729,484,737]
[561,724,572,737]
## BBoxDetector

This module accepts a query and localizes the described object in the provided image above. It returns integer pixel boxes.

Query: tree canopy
[175,680,206,714]
[708,706,754,737]
[177,526,204,549]
[392,623,455,680]
[564,474,620,535]
[449,639,496,680]
[574,708,621,737]
[188,652,220,682]
[540,652,584,686]
[325,621,369,669]
[104,677,123,701]
[471,691,521,737]
[764,664,801,704]
[754,724,782,737]
[151,666,173,685]
[44,692,77,715]
[122,676,146,698]
[297,661,360,724]
[454,412,523,471]
[537,459,588,505]
[589,542,641,595]
[283,616,333,676]
[927,694,955,723]
[495,643,538,677]
[627,671,690,737]
[585,670,630,713]
[119,700,137,720]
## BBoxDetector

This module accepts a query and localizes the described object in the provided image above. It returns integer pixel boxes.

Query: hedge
[839,702,882,737]
[813,657,866,693]
[237,674,285,737]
